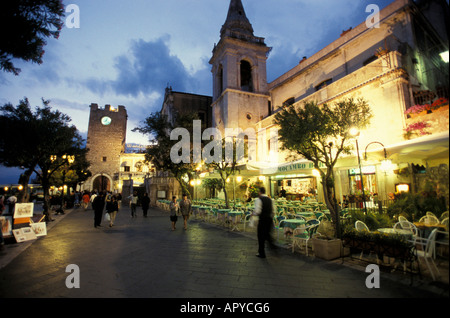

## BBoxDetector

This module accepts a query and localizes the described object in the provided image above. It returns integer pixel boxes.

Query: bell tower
[210,0,271,133]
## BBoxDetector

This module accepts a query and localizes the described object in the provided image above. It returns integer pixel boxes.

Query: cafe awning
[385,131,449,164]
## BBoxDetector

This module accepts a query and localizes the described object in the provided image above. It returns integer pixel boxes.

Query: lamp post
[233,175,242,208]
[364,141,392,211]
[364,141,392,174]
[349,127,367,214]
[58,155,75,212]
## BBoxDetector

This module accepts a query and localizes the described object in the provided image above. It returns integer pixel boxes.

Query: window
[124,166,130,172]
[240,60,253,92]
[282,97,295,107]
[102,157,107,162]
[218,65,224,95]
[315,78,332,91]
[363,55,377,66]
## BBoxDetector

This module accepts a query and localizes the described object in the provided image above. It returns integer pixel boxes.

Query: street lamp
[52,154,75,213]
[349,127,367,214]
[364,141,392,174]
[232,175,243,208]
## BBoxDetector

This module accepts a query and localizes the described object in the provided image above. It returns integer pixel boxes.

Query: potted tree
[311,221,349,260]
[312,235,349,260]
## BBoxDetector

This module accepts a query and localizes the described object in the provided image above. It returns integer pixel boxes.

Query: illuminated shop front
[257,160,324,201]
[348,166,378,199]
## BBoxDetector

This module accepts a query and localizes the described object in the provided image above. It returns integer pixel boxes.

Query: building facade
[205,0,449,206]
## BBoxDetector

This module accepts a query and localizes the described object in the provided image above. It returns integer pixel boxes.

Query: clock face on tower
[101,116,112,126]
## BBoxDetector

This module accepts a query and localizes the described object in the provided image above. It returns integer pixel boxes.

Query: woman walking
[106,195,119,227]
[169,196,179,231]
[179,194,192,230]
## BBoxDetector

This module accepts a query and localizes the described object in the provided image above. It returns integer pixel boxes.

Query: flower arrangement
[403,121,431,139]
[431,97,449,110]
[405,104,428,115]
[248,182,263,198]
[406,98,449,116]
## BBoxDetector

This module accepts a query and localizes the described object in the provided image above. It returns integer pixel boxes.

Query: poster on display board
[30,222,47,237]
[12,227,37,243]
[0,216,13,237]
[13,202,34,219]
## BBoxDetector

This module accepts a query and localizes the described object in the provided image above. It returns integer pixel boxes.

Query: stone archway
[92,175,111,192]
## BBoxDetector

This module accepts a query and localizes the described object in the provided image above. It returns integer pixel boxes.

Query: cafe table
[280,219,306,230]
[196,206,210,220]
[413,222,447,238]
[216,209,231,225]
[192,205,201,217]
[227,211,244,231]
[279,219,307,241]
[297,211,315,218]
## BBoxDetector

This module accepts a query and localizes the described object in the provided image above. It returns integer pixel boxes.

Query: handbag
[104,212,110,222]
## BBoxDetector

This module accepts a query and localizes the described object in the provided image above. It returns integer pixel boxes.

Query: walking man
[128,191,138,217]
[253,187,276,258]
[141,193,150,217]
[92,192,105,228]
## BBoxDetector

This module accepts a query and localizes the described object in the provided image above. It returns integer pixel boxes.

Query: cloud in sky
[84,35,211,101]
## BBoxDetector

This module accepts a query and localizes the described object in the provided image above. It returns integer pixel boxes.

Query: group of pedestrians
[169,194,192,231]
[169,187,276,259]
[92,191,120,228]
[88,190,152,228]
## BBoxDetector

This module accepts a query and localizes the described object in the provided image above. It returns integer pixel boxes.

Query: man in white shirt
[128,191,138,217]
[7,195,17,215]
[253,187,277,258]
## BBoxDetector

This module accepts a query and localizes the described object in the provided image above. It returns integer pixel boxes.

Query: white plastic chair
[435,229,449,258]
[440,217,449,231]
[415,228,440,281]
[419,215,440,225]
[394,221,418,240]
[398,215,409,222]
[355,220,370,232]
[354,220,377,261]
[440,211,449,222]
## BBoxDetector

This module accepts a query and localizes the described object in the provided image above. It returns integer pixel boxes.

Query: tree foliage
[202,178,223,198]
[133,112,199,199]
[0,98,88,219]
[0,0,65,75]
[274,98,372,237]
[204,137,243,208]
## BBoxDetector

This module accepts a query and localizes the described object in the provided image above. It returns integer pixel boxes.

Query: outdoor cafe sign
[277,161,325,173]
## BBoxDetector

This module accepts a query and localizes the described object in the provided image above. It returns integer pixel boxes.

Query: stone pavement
[0,205,448,300]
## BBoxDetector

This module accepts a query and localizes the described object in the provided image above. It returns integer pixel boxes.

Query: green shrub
[343,210,393,232]
[387,192,447,221]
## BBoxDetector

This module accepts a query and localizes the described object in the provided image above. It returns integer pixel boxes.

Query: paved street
[0,205,448,300]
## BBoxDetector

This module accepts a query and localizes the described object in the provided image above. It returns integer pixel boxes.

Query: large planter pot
[312,238,349,260]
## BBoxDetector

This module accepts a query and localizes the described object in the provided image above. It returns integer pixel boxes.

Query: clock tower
[85,103,127,192]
